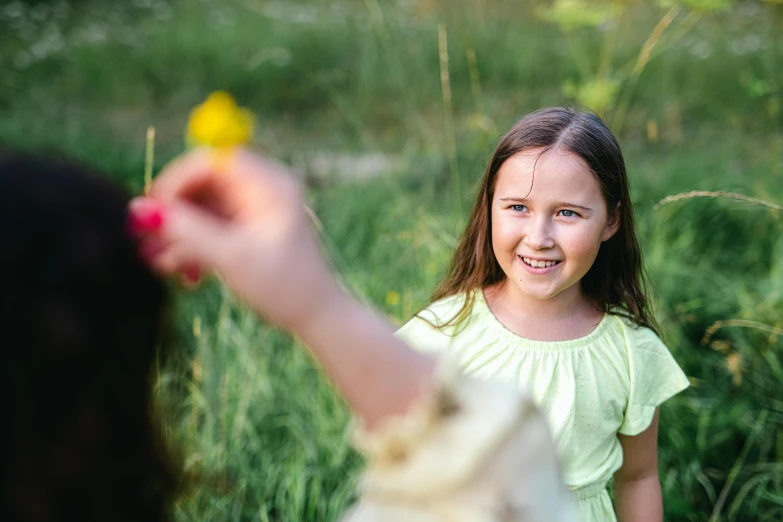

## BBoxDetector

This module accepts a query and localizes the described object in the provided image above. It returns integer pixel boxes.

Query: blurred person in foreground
[0,147,576,522]
[131,148,578,521]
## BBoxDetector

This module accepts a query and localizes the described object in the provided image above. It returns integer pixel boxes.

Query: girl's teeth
[523,257,558,268]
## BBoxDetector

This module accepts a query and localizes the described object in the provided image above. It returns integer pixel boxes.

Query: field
[2,0,783,520]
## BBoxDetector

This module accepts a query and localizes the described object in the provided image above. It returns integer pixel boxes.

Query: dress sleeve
[618,327,690,436]
[341,359,579,522]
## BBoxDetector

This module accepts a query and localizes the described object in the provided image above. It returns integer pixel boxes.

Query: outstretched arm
[130,149,434,429]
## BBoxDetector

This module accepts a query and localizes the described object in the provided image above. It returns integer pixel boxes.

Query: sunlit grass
[2,0,783,520]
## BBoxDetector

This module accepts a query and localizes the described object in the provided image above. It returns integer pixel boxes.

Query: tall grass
[2,0,783,520]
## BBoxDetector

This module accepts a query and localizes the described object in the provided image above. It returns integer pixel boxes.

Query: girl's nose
[523,216,555,250]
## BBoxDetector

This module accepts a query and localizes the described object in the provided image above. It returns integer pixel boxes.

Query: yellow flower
[385,291,401,306]
[186,91,254,149]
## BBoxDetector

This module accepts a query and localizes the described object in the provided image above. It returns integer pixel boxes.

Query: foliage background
[2,0,783,520]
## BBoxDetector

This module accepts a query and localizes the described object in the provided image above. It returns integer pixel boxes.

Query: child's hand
[131,148,436,430]
[129,148,338,330]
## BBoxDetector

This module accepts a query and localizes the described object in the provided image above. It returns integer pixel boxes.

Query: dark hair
[0,151,180,522]
[430,107,658,334]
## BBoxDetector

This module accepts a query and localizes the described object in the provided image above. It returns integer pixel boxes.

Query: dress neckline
[473,289,612,351]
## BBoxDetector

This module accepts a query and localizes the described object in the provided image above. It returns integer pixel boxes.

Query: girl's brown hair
[429,107,658,334]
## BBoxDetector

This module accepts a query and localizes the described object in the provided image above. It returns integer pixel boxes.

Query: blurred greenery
[2,0,783,520]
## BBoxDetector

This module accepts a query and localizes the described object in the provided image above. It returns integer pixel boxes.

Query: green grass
[3,0,783,520]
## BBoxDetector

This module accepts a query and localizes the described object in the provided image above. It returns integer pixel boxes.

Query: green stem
[143,126,155,195]
[708,410,769,522]
[564,30,593,81]
[438,24,461,212]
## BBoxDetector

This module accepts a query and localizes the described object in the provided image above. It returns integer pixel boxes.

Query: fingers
[127,197,166,235]
[148,149,240,220]
[131,147,309,298]
[129,196,233,278]
[149,148,297,223]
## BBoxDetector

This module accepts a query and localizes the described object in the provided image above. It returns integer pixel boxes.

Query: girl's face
[490,147,619,305]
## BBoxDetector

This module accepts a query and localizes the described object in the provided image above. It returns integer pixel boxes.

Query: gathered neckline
[473,289,613,351]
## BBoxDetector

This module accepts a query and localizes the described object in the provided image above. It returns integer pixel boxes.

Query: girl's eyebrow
[556,202,593,212]
[498,196,593,212]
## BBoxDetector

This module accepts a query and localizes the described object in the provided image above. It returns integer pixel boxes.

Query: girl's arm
[130,149,434,430]
[613,409,663,522]
[290,283,436,430]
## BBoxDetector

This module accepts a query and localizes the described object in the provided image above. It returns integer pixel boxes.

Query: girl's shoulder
[605,313,688,387]
[606,313,669,354]
[395,291,487,353]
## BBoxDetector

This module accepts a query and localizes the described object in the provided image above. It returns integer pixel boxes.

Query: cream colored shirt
[342,361,579,522]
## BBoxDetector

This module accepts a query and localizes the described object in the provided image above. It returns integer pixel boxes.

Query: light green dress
[396,290,690,522]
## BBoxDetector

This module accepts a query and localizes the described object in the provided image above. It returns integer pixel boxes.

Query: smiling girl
[397,107,689,522]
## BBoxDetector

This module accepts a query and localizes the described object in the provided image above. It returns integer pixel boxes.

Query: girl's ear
[601,202,621,242]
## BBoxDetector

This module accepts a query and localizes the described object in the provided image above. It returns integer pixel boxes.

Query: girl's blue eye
[559,209,578,217]
[511,204,527,212]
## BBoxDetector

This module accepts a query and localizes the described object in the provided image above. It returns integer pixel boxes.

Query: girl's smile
[519,255,561,273]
